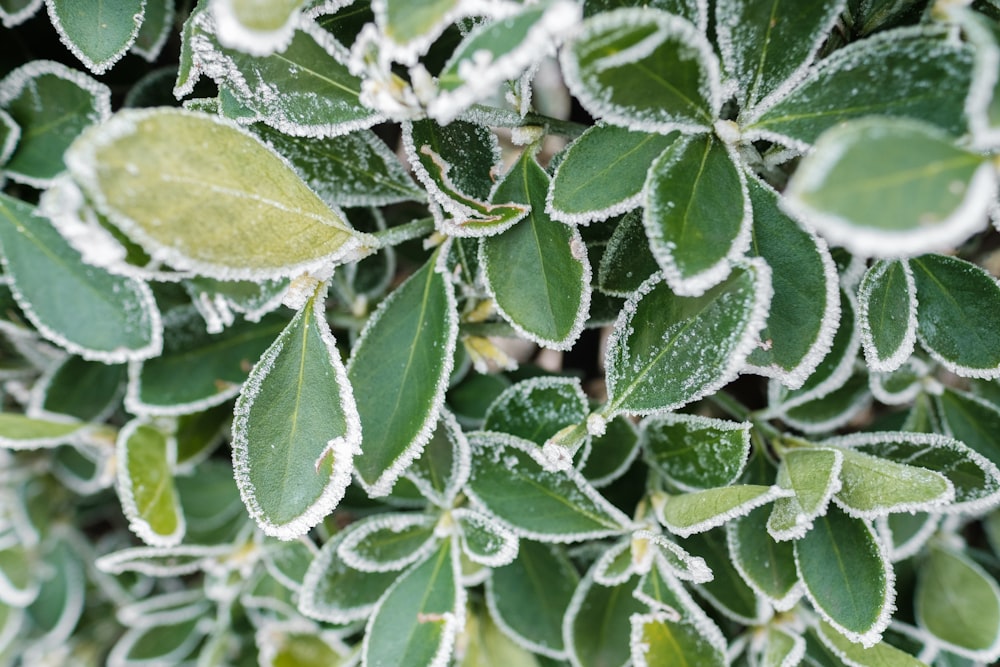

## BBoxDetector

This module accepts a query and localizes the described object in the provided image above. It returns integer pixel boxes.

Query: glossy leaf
[64,108,373,280]
[116,419,185,547]
[795,506,893,645]
[0,60,110,186]
[644,132,750,295]
[562,7,720,134]
[605,260,770,416]
[363,539,463,667]
[481,151,591,350]
[858,260,918,372]
[548,125,676,224]
[466,431,630,542]
[233,291,360,539]
[44,0,146,74]
[348,254,457,496]
[910,253,1000,378]
[0,193,161,363]
[642,413,750,491]
[783,118,994,257]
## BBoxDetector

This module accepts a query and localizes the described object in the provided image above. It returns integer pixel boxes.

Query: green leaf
[817,620,928,667]
[562,8,720,133]
[0,61,110,186]
[174,404,231,470]
[678,528,764,624]
[430,1,581,124]
[108,618,203,666]
[233,291,360,539]
[375,0,460,59]
[0,413,84,450]
[795,506,893,645]
[598,210,661,296]
[833,446,953,518]
[0,108,17,168]
[937,388,1000,468]
[44,0,146,74]
[486,540,578,658]
[299,531,399,624]
[565,569,645,667]
[348,254,457,496]
[768,447,843,541]
[254,124,423,208]
[548,125,676,224]
[95,543,234,577]
[260,627,347,667]
[337,513,438,572]
[858,260,918,372]
[481,151,591,349]
[745,26,975,147]
[910,254,1000,378]
[209,0,302,56]
[363,539,463,667]
[188,15,377,136]
[404,410,470,508]
[131,0,173,61]
[751,626,806,667]
[783,119,994,257]
[116,419,184,547]
[30,355,124,422]
[657,484,788,537]
[453,508,519,567]
[728,506,801,610]
[0,194,161,363]
[28,536,85,644]
[630,611,727,667]
[466,431,630,541]
[0,0,42,27]
[604,260,770,416]
[127,309,287,415]
[642,413,750,491]
[458,610,544,667]
[64,108,374,279]
[483,376,589,447]
[262,536,316,591]
[581,413,640,488]
[916,544,1000,660]
[643,132,750,295]
[715,0,846,110]
[744,175,840,388]
[0,543,39,606]
[406,118,498,203]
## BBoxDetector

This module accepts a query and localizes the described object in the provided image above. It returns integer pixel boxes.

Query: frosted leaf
[592,538,636,586]
[115,589,210,628]
[51,443,115,496]
[561,8,721,135]
[633,529,712,584]
[857,260,918,373]
[876,512,941,563]
[261,536,319,592]
[768,446,843,542]
[27,353,124,424]
[93,544,231,577]
[44,0,146,75]
[0,413,86,451]
[780,372,873,435]
[726,508,803,611]
[0,110,18,168]
[0,0,42,27]
[403,409,471,509]
[870,357,930,406]
[232,290,360,540]
[483,375,589,447]
[211,0,302,56]
[655,484,793,538]
[0,60,111,188]
[641,412,751,492]
[131,0,175,62]
[452,507,519,567]
[107,619,208,667]
[830,447,955,519]
[336,512,439,572]
[115,418,185,547]
[629,610,727,667]
[427,1,583,125]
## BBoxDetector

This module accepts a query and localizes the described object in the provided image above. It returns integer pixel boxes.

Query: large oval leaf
[63,108,373,280]
[604,259,771,416]
[348,254,457,496]
[0,193,161,363]
[232,290,360,539]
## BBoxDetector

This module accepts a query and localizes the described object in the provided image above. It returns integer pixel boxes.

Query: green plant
[3,0,1000,664]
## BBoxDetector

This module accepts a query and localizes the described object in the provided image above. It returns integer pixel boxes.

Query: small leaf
[768,447,843,541]
[29,356,124,422]
[28,537,85,645]
[107,618,204,666]
[210,0,302,56]
[832,447,953,519]
[299,532,399,624]
[363,539,464,667]
[561,7,720,133]
[783,118,995,257]
[44,0,146,74]
[635,529,712,584]
[486,540,579,658]
[348,254,458,496]
[677,528,764,624]
[95,544,233,577]
[751,626,806,667]
[483,376,589,447]
[715,0,846,110]
[64,108,373,280]
[0,109,18,168]
[598,210,661,296]
[910,253,1000,378]
[642,413,750,491]
[937,388,1000,467]
[580,413,640,488]
[0,413,84,450]
[745,26,974,147]
[644,132,751,295]
[0,60,110,186]
[373,0,462,62]
[0,543,39,606]
[233,291,360,539]
[0,193,161,363]
[258,626,347,667]
[564,568,645,667]
[337,513,438,572]
[466,431,630,542]
[795,506,894,646]
[131,0,173,61]
[453,508,519,568]
[817,620,927,667]
[728,506,801,610]
[404,409,471,508]
[458,609,543,667]
[0,0,42,27]
[481,150,591,350]
[858,260,918,372]
[605,260,771,417]
[405,118,498,205]
[116,419,184,547]
[744,175,840,389]
[917,543,1000,661]
[548,125,677,225]
[657,484,789,537]
[629,611,726,667]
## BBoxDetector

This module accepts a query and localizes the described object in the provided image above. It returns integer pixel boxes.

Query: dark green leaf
[642,413,750,491]
[483,376,589,447]
[44,0,145,74]
[858,260,918,372]
[598,210,661,296]
[300,532,399,624]
[728,506,801,609]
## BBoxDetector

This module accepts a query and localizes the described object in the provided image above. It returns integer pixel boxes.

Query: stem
[707,391,751,421]
[372,217,435,248]
[463,104,590,138]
